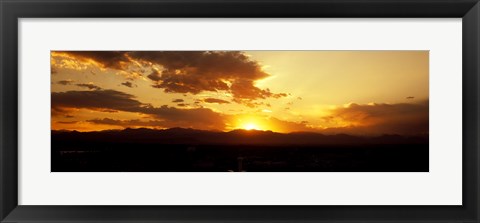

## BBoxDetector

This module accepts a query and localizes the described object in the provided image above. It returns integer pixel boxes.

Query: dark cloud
[56,121,78,124]
[204,98,230,104]
[322,101,429,135]
[52,89,227,130]
[121,81,136,88]
[76,83,102,90]
[59,51,130,70]
[87,118,164,128]
[230,80,286,102]
[138,105,227,130]
[130,51,269,80]
[52,90,143,113]
[56,51,287,105]
[57,80,74,85]
[151,69,230,94]
[147,68,162,81]
[172,99,184,103]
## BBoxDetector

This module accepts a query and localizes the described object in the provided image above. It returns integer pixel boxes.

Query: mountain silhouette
[52,128,428,145]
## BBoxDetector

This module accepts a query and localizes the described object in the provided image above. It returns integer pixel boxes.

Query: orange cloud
[57,79,74,85]
[86,118,165,128]
[52,90,143,113]
[204,98,230,104]
[76,83,101,90]
[53,51,287,106]
[52,89,228,131]
[321,101,429,135]
[121,81,136,88]
[56,51,130,70]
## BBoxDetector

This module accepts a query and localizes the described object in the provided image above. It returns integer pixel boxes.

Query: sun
[243,123,260,130]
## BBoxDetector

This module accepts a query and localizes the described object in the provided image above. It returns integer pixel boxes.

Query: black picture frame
[1,0,479,222]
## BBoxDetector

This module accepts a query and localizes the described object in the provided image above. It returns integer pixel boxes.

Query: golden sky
[51,51,429,135]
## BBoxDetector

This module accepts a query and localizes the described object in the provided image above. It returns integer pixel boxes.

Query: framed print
[1,0,479,222]
[49,50,430,173]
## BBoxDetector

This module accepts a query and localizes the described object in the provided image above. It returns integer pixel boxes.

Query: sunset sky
[51,51,429,135]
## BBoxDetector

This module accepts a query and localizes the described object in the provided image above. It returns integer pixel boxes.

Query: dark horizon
[51,127,428,172]
[52,127,429,146]
[53,126,429,135]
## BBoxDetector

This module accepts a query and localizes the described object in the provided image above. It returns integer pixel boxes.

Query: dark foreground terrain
[51,128,429,172]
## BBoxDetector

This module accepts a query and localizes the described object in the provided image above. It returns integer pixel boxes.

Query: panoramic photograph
[51,51,429,172]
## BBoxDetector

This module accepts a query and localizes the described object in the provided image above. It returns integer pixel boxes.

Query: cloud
[132,51,286,102]
[52,90,143,113]
[172,99,184,103]
[57,80,74,85]
[230,80,286,103]
[51,67,58,74]
[121,81,136,88]
[51,88,428,135]
[266,117,315,133]
[87,118,164,128]
[55,51,287,105]
[131,51,268,80]
[147,68,162,81]
[204,98,230,104]
[52,89,227,130]
[57,51,130,70]
[56,121,78,124]
[321,101,429,135]
[51,52,90,71]
[76,83,102,90]
[138,105,227,130]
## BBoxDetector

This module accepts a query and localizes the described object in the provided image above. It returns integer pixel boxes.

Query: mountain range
[52,128,428,145]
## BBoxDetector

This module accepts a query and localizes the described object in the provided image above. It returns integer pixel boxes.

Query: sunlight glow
[243,123,260,130]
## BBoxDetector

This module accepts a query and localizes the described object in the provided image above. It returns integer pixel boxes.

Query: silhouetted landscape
[52,128,429,172]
